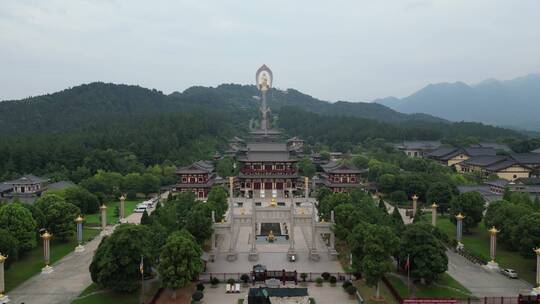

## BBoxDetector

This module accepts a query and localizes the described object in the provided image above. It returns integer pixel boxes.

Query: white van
[133,206,147,213]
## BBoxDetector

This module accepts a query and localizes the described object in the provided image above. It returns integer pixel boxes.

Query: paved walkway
[446,250,532,297]
[7,194,165,304]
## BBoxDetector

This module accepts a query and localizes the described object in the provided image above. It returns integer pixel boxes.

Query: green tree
[207,186,228,220]
[426,182,455,213]
[361,224,399,298]
[484,200,530,246]
[0,228,19,268]
[64,186,100,214]
[90,224,153,292]
[352,155,369,169]
[158,231,204,299]
[377,174,396,193]
[334,204,362,240]
[510,213,540,258]
[449,192,485,232]
[185,209,213,245]
[36,195,81,241]
[298,157,316,178]
[0,203,37,252]
[140,173,160,196]
[319,192,352,220]
[216,156,236,178]
[398,223,448,283]
[140,210,152,225]
[391,205,404,230]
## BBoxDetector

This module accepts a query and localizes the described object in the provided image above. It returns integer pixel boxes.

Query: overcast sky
[1,0,539,102]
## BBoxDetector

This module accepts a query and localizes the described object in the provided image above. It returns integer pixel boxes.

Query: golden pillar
[431,203,438,226]
[411,194,418,217]
[119,194,126,221]
[41,231,53,273]
[455,213,465,244]
[75,215,85,252]
[0,253,8,302]
[534,248,540,293]
[100,204,108,233]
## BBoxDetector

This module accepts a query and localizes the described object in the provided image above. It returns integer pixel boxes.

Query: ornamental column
[487,226,500,269]
[119,194,126,222]
[455,213,465,250]
[532,248,540,295]
[431,203,438,226]
[0,253,8,304]
[412,194,418,217]
[304,177,309,200]
[75,215,85,253]
[329,210,336,250]
[100,204,107,235]
[287,188,296,259]
[41,231,53,274]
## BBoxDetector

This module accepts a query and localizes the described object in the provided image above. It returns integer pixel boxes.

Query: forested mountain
[0,82,446,135]
[0,82,527,180]
[376,74,540,131]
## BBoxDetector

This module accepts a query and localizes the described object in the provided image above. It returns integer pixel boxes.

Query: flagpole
[407,254,410,296]
[140,255,144,304]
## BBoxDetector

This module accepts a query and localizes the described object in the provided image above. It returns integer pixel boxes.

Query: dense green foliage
[448,192,485,232]
[0,203,37,252]
[90,224,154,292]
[484,193,540,257]
[35,194,81,241]
[158,231,204,292]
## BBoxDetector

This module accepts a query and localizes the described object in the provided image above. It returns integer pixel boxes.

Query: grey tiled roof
[47,180,75,190]
[176,160,215,174]
[510,153,540,165]
[485,159,518,171]
[462,155,506,166]
[4,174,49,185]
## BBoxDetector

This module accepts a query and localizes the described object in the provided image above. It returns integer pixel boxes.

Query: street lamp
[431,203,438,226]
[100,204,108,235]
[41,230,53,274]
[455,213,465,250]
[487,226,500,270]
[119,194,126,222]
[533,248,540,295]
[411,194,418,217]
[75,215,85,253]
[0,253,9,303]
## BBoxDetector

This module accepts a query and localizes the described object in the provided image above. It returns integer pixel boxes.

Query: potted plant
[315,277,323,287]
[346,285,357,299]
[342,280,352,290]
[196,282,205,291]
[240,274,250,286]
[329,275,337,286]
[211,277,220,288]
[300,272,308,284]
[321,272,330,281]
[227,278,236,286]
[192,290,204,303]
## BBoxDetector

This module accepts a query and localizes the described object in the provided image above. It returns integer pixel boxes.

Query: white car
[500,268,518,279]
[133,206,147,213]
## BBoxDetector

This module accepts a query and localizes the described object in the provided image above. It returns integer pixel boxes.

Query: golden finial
[0,252,7,263]
[455,213,465,220]
[320,218,325,223]
[431,202,438,209]
[412,194,418,201]
[220,218,225,224]
[75,215,84,224]
[270,197,277,207]
[41,230,52,240]
[119,194,125,201]
[534,248,540,255]
[488,226,500,235]
[100,204,107,210]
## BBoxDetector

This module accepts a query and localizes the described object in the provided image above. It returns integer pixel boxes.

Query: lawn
[4,227,100,292]
[355,278,398,304]
[435,216,537,285]
[72,281,160,304]
[85,199,140,226]
[387,273,473,299]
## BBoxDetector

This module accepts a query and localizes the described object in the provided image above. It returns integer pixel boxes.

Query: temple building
[175,160,216,199]
[316,160,364,193]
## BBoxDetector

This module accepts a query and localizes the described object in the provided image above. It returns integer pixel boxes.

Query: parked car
[500,268,518,279]
[133,206,147,213]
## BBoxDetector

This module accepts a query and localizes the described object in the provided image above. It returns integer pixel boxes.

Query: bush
[240,274,250,284]
[127,190,137,200]
[309,298,316,304]
[196,282,205,291]
[329,276,337,285]
[315,277,323,286]
[192,290,204,302]
[237,299,245,304]
[300,272,308,282]
[321,272,330,281]
[211,277,220,286]
[342,280,352,289]
[227,278,236,285]
[346,285,357,295]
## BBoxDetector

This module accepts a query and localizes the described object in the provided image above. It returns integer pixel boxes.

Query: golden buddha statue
[267,230,275,242]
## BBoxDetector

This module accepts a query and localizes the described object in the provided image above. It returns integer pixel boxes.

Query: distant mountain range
[375,74,540,131]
